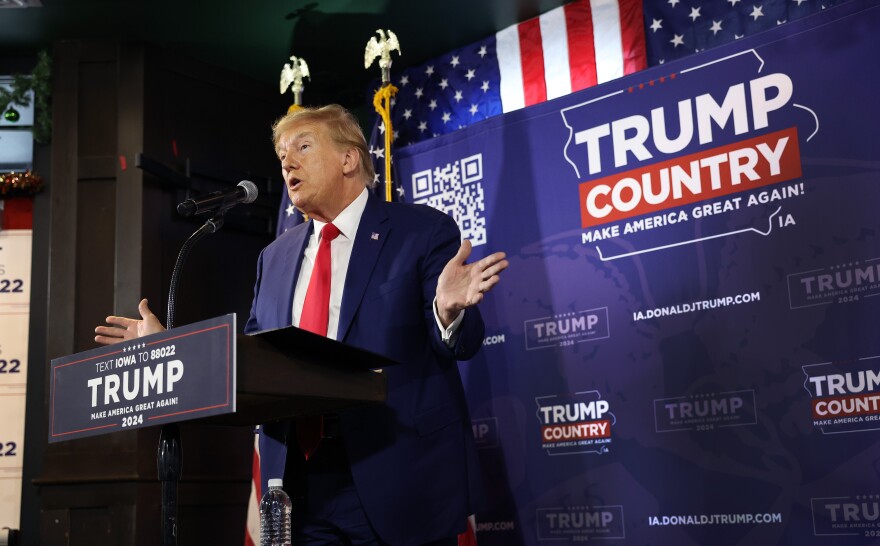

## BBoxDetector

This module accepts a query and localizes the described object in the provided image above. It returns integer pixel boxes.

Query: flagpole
[365,29,401,203]
[372,85,397,202]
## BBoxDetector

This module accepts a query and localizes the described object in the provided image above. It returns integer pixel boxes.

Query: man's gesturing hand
[436,240,509,328]
[94,298,166,345]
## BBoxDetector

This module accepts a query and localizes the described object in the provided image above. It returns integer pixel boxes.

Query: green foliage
[0,50,52,144]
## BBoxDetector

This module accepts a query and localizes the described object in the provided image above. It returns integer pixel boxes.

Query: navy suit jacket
[245,194,485,545]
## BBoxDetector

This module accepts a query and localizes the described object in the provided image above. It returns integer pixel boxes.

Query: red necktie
[297,223,340,459]
[299,222,341,336]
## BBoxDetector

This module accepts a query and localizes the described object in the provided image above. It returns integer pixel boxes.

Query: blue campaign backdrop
[395,1,880,544]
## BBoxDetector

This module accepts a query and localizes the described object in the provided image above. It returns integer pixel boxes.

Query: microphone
[177,180,258,217]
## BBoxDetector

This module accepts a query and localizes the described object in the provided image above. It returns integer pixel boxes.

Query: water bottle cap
[268,478,283,488]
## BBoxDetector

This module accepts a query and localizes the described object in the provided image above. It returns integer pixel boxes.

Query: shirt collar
[311,187,369,242]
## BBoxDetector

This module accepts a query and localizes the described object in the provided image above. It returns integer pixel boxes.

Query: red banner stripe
[564,0,598,91]
[518,18,548,106]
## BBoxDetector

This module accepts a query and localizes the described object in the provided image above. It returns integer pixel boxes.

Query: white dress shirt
[292,188,463,342]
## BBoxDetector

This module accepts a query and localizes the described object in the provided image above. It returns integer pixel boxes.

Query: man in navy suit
[96,104,508,545]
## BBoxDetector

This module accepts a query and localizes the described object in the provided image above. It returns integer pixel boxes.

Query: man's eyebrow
[277,131,315,152]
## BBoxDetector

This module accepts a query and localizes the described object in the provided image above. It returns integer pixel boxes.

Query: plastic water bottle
[260,478,292,546]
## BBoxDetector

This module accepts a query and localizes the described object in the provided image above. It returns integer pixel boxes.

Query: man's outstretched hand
[436,239,509,328]
[94,298,166,345]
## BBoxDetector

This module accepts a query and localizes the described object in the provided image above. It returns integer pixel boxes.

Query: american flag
[370,0,646,149]
[275,191,304,237]
[643,0,853,65]
[244,431,260,546]
[245,426,290,546]
[367,111,406,202]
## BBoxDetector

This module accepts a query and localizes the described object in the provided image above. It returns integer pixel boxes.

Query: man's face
[277,121,348,222]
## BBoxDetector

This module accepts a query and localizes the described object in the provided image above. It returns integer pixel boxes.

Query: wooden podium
[48,316,391,545]
[223,325,389,426]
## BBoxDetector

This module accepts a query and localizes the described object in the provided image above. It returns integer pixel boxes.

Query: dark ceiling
[1,0,569,106]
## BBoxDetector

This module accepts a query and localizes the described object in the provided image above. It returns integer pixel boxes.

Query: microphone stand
[158,209,226,546]
[167,212,225,330]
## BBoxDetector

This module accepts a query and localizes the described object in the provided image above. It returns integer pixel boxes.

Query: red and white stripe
[497,0,646,112]
[245,431,261,546]
[458,514,478,546]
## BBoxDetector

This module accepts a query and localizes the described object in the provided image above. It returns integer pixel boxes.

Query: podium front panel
[49,315,236,442]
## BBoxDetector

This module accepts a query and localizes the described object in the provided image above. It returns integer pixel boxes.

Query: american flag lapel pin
[371,232,380,240]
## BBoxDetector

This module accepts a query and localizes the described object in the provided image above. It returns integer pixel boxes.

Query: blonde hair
[272,104,375,187]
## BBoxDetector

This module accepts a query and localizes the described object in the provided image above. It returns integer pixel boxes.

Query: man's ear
[342,147,360,176]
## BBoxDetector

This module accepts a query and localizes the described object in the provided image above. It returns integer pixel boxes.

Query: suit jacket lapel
[275,222,312,328]
[338,196,389,341]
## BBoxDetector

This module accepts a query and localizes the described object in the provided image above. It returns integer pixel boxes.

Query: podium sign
[49,315,236,443]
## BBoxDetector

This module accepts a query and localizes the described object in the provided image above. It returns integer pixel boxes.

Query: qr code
[411,153,486,246]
